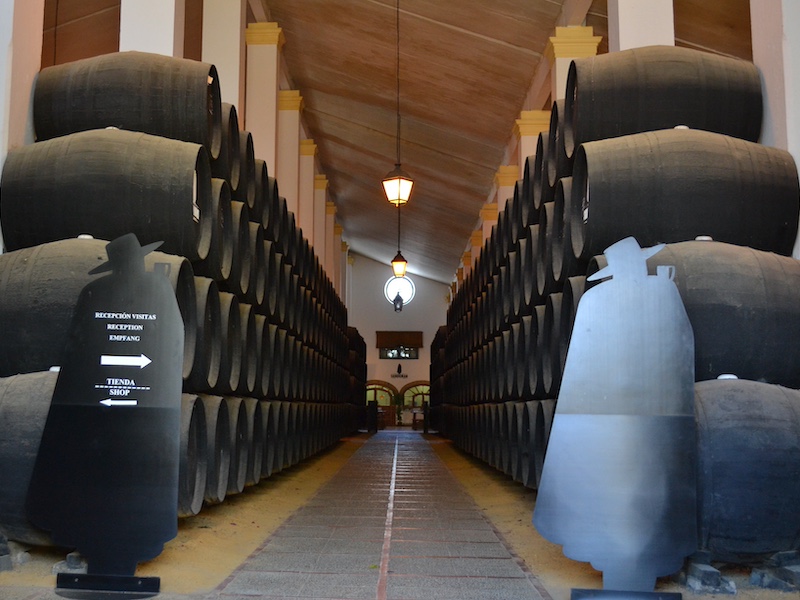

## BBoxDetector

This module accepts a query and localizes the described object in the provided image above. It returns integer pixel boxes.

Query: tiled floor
[6,431,550,600]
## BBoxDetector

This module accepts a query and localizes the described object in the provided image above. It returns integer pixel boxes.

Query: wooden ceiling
[257,0,752,284]
[39,0,753,285]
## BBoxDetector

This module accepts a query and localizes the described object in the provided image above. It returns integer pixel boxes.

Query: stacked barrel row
[431,45,800,566]
[0,50,364,545]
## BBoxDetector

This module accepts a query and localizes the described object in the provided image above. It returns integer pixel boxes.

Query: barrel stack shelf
[0,51,367,547]
[430,45,800,585]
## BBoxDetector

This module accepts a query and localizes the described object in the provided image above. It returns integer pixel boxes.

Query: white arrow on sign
[100,354,152,369]
[100,399,138,407]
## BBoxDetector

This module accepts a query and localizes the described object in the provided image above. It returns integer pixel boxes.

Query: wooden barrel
[521,154,537,229]
[1,129,214,262]
[212,103,240,188]
[0,237,197,380]
[533,132,552,213]
[261,176,281,239]
[185,276,222,392]
[253,159,269,231]
[558,275,586,381]
[33,51,222,159]
[236,303,258,397]
[260,324,283,400]
[260,399,276,478]
[536,203,557,298]
[245,223,266,311]
[224,396,249,495]
[551,177,581,285]
[235,131,256,210]
[588,240,800,387]
[695,378,800,563]
[178,394,208,518]
[215,292,242,396]
[542,293,564,398]
[192,178,234,283]
[198,394,230,504]
[564,45,762,159]
[220,201,252,298]
[242,397,264,487]
[0,372,57,545]
[568,128,799,262]
[547,99,572,188]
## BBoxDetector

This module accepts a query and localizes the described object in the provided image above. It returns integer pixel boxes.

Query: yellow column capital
[471,230,484,248]
[480,202,498,222]
[462,250,472,265]
[314,174,329,190]
[545,26,602,64]
[494,165,519,188]
[341,241,349,252]
[246,22,285,47]
[326,201,337,215]
[515,110,551,138]
[300,139,318,156]
[279,90,304,111]
[334,223,344,236]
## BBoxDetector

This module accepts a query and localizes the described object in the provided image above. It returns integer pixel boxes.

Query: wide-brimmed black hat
[88,233,163,275]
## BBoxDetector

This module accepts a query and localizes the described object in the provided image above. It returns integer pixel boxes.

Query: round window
[384,276,415,306]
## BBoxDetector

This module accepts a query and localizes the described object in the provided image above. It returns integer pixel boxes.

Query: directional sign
[100,399,138,407]
[100,354,152,369]
[27,234,184,593]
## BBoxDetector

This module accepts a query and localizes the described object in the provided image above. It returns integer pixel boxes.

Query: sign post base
[56,572,160,599]
[572,589,682,600]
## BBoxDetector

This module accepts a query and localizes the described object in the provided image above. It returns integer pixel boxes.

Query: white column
[313,175,329,255]
[1,0,45,253]
[607,0,674,52]
[751,0,800,154]
[494,165,519,214]
[298,139,317,242]
[202,0,246,114]
[545,26,602,101]
[751,0,800,256]
[120,0,185,57]
[245,22,283,173]
[324,201,337,283]
[515,110,550,173]
[277,90,303,215]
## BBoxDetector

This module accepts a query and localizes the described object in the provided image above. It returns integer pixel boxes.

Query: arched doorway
[366,381,430,427]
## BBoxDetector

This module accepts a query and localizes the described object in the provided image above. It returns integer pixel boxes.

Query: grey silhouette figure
[533,237,697,592]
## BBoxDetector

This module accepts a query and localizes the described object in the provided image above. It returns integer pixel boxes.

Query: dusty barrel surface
[588,240,800,386]
[33,51,222,159]
[564,45,763,158]
[695,379,800,563]
[0,238,197,379]
[568,129,799,261]
[1,128,214,262]
[0,372,58,545]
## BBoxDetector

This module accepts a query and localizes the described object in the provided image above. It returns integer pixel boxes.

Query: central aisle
[214,430,550,600]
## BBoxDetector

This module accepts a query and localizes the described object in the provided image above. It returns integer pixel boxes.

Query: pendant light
[391,204,407,277]
[382,0,414,206]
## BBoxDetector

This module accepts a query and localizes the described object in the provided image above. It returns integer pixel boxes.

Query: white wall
[347,253,449,389]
